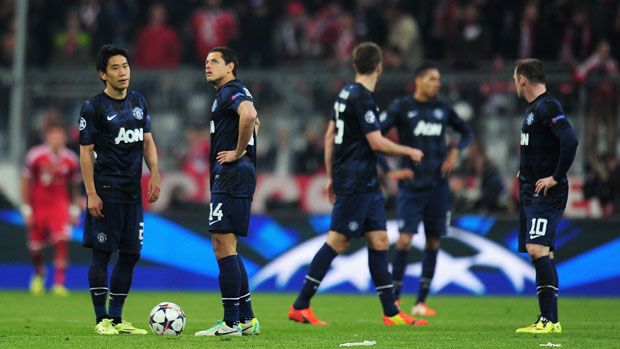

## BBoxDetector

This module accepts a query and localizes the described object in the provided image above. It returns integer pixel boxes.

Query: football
[148,302,186,335]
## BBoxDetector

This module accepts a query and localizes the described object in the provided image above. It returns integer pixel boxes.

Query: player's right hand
[408,148,424,164]
[388,169,415,181]
[87,193,104,219]
[326,178,335,204]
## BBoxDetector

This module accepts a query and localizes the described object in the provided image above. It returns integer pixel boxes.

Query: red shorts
[28,206,71,250]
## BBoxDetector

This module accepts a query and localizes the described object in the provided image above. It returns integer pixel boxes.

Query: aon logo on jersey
[115,127,144,144]
[414,121,442,136]
[521,133,529,146]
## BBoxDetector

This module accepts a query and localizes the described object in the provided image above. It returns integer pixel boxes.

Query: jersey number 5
[334,102,346,144]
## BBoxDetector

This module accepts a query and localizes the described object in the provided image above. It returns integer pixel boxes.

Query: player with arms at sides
[380,63,472,316]
[79,45,160,335]
[21,122,81,297]
[288,42,427,326]
[194,47,261,337]
[513,58,578,334]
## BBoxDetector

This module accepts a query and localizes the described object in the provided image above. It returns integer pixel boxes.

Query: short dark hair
[414,62,439,79]
[209,47,239,76]
[353,42,382,75]
[515,58,545,84]
[96,44,129,73]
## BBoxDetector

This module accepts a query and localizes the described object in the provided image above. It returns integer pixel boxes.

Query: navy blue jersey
[519,92,578,191]
[381,96,472,189]
[209,79,257,198]
[330,83,382,194]
[79,91,151,204]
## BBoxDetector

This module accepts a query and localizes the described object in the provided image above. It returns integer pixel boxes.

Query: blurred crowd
[2,0,620,70]
[2,0,620,216]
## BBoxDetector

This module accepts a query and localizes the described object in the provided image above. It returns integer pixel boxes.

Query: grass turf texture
[0,292,617,348]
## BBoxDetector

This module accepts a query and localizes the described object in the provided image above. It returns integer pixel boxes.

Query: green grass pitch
[0,291,617,348]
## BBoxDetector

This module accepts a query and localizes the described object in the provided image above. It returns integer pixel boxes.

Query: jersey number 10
[334,102,346,144]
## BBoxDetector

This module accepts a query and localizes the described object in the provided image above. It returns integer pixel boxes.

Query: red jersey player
[21,123,81,296]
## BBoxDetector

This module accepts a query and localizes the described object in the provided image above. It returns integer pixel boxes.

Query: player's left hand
[535,176,557,196]
[147,174,160,203]
[217,150,247,164]
[441,148,459,176]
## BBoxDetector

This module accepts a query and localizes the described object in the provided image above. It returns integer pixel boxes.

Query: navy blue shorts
[396,182,450,236]
[208,193,252,237]
[330,191,387,238]
[83,202,143,253]
[518,184,568,252]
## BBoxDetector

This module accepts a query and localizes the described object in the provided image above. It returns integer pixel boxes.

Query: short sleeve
[352,93,380,134]
[380,99,401,133]
[79,101,98,145]
[226,86,254,113]
[141,95,152,133]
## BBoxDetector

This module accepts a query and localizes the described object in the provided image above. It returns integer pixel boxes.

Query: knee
[425,236,441,250]
[119,252,140,266]
[526,245,548,260]
[212,237,236,260]
[326,232,349,254]
[395,234,413,251]
[91,249,112,267]
[368,234,389,251]
[327,240,349,254]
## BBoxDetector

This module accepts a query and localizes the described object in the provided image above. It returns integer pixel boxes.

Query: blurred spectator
[234,1,274,68]
[610,156,620,216]
[447,2,491,70]
[181,124,210,202]
[559,6,593,65]
[575,40,619,165]
[258,125,293,175]
[384,2,423,69]
[28,0,55,67]
[133,2,181,68]
[293,125,324,174]
[0,17,14,67]
[590,0,617,45]
[190,0,239,64]
[503,1,541,59]
[456,140,508,213]
[609,6,620,62]
[427,0,460,59]
[353,0,387,46]
[274,1,310,64]
[333,13,355,66]
[583,153,620,216]
[534,0,571,60]
[50,11,92,67]
[307,3,346,60]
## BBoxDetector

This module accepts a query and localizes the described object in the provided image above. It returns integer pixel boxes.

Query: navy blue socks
[218,255,241,327]
[416,248,438,304]
[293,243,338,309]
[237,255,254,322]
[533,256,556,323]
[391,249,409,301]
[89,249,111,323]
[108,253,140,323]
[551,258,559,322]
[368,248,399,317]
